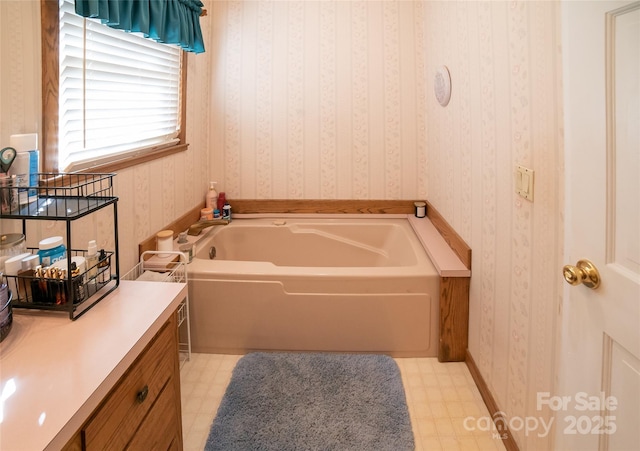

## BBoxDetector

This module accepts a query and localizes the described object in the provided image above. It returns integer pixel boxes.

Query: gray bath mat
[205,352,414,451]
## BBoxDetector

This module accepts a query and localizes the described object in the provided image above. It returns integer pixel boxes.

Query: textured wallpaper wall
[424,2,564,449]
[208,0,429,200]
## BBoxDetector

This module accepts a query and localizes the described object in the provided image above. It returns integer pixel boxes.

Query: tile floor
[180,354,507,451]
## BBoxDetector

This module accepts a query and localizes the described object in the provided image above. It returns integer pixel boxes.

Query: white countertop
[0,280,188,451]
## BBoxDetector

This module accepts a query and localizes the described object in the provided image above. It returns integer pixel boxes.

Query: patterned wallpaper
[424,2,564,449]
[208,0,429,200]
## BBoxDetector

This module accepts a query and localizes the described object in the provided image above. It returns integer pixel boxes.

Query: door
[558,1,640,450]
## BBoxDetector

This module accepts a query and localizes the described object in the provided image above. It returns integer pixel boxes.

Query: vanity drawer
[83,315,178,449]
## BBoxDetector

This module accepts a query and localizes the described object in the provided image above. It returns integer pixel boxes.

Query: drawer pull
[137,385,149,403]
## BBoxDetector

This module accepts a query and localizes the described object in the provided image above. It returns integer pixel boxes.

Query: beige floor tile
[451,416,476,436]
[438,436,462,450]
[476,435,507,450]
[451,373,470,387]
[427,388,445,402]
[437,373,455,387]
[405,373,424,388]
[182,396,204,414]
[462,400,485,417]
[411,402,432,420]
[433,361,450,375]
[399,358,421,374]
[442,386,461,402]
[457,386,478,401]
[435,417,457,437]
[445,401,466,417]
[420,436,444,451]
[422,373,440,388]
[457,436,482,450]
[429,401,451,418]
[416,417,439,437]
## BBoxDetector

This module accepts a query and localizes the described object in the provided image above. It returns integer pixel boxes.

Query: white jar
[156,230,174,257]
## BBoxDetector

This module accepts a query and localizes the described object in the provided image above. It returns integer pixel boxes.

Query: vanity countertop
[0,280,187,451]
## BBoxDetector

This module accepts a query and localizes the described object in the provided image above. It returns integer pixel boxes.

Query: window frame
[41,0,188,174]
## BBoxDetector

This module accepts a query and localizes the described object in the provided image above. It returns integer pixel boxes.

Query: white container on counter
[0,233,26,273]
[4,253,32,300]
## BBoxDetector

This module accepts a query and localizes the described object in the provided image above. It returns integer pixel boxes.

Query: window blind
[58,0,182,172]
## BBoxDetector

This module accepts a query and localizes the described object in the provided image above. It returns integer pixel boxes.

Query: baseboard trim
[465,350,520,451]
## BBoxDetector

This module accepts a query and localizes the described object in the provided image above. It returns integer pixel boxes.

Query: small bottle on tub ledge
[217,192,226,213]
[222,202,232,221]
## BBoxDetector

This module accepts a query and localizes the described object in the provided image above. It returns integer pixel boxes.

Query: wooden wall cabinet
[63,312,183,450]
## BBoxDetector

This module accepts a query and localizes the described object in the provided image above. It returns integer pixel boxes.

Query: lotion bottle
[205,181,218,210]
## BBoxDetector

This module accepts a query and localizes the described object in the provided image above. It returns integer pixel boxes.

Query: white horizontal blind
[58,0,182,171]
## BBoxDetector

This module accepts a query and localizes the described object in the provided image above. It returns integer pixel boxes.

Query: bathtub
[187,216,440,357]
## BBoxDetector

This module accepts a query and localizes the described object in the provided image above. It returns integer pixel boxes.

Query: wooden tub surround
[140,199,471,362]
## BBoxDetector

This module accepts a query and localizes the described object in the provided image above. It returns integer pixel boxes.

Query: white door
[558,1,640,450]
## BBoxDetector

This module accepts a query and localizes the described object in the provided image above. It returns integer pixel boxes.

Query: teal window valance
[74,0,205,54]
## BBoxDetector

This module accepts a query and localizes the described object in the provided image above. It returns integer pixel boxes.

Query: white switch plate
[515,165,534,201]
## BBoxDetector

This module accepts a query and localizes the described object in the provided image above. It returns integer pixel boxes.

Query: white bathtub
[187,216,440,357]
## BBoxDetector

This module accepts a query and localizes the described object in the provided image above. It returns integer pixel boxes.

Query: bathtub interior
[195,219,424,267]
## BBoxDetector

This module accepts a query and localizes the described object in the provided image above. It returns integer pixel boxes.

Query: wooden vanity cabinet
[63,312,183,450]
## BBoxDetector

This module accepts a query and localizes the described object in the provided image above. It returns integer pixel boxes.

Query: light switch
[522,173,530,193]
[515,165,534,201]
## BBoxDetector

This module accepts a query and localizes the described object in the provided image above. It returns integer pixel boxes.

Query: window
[41,0,187,173]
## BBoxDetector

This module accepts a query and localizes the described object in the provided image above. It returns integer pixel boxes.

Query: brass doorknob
[563,259,601,289]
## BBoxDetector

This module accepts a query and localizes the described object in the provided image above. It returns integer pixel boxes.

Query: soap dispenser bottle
[205,182,218,210]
